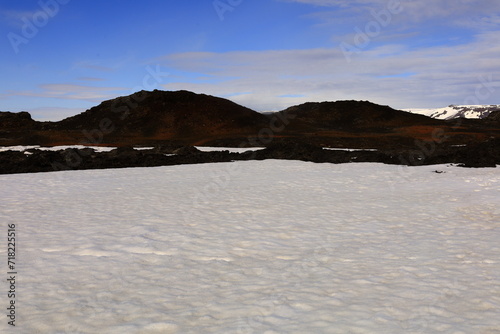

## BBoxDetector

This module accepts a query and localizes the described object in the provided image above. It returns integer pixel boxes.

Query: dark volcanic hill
[54,90,271,146]
[1,90,499,148]
[281,101,442,128]
[0,90,270,146]
[0,111,36,128]
[0,111,48,145]
[272,100,487,148]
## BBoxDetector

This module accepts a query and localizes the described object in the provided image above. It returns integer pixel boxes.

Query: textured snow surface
[1,161,499,333]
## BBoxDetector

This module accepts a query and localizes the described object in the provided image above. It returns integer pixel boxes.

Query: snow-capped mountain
[404,105,500,120]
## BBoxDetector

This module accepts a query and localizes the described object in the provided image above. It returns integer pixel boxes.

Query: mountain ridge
[1,90,499,149]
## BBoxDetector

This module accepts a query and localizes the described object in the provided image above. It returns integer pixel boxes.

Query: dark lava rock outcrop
[0,140,497,175]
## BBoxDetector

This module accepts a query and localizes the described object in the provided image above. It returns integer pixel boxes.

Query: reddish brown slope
[275,100,500,148]
[53,90,270,146]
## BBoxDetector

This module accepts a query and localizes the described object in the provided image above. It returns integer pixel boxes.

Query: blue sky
[1,0,499,120]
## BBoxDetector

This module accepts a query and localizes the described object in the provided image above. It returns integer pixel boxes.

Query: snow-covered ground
[1,161,499,333]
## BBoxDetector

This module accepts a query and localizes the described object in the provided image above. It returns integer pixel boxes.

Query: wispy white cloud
[156,1,500,110]
[77,77,106,82]
[4,84,128,120]
[27,107,87,121]
[283,0,500,27]
[9,84,126,103]
[0,9,41,28]
[159,31,500,110]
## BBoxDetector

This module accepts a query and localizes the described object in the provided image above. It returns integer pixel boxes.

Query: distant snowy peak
[404,105,500,120]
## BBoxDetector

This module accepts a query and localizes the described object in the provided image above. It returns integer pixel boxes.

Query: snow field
[0,161,499,333]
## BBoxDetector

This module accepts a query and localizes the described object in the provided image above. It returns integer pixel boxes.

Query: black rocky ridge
[0,138,498,175]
